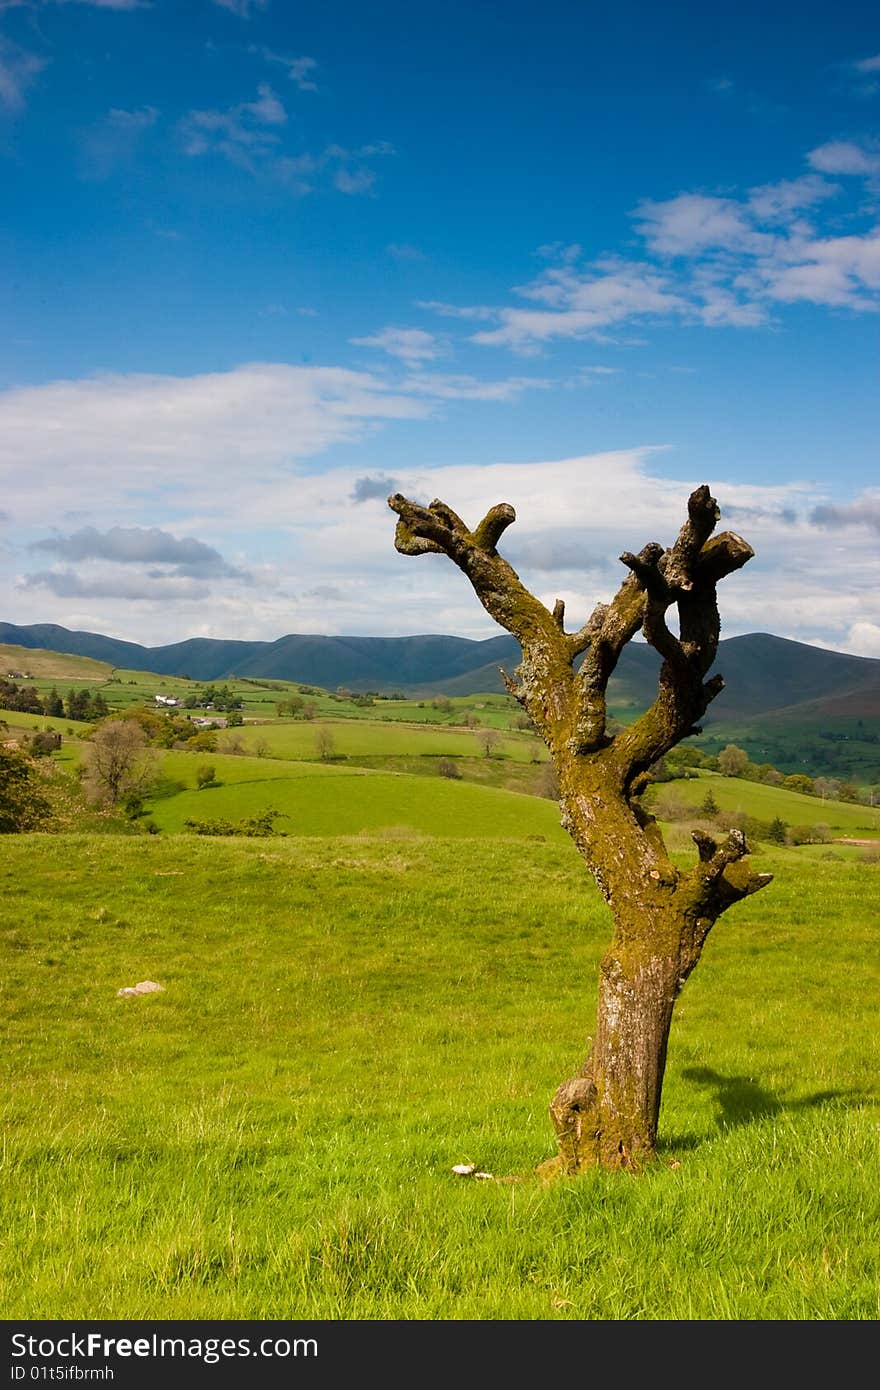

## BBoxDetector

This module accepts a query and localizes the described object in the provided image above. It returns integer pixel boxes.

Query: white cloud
[351,327,445,363]
[396,372,551,401]
[333,165,376,195]
[746,174,838,222]
[180,84,286,169]
[807,140,880,177]
[417,300,496,321]
[1,368,876,654]
[469,262,690,350]
[853,54,880,74]
[635,194,771,257]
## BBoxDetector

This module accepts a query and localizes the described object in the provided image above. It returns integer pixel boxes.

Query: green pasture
[145,766,568,840]
[217,717,545,763]
[650,770,880,838]
[1,833,877,1320]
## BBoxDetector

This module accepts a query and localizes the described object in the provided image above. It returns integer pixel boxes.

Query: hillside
[5,621,878,715]
[0,642,112,681]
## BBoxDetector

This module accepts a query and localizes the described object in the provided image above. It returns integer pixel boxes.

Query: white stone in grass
[117,980,164,997]
[452,1163,476,1176]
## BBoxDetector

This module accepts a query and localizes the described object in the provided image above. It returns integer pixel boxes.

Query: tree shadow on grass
[659,1067,868,1152]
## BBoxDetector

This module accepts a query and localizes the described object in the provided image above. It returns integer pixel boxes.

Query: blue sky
[1,0,878,654]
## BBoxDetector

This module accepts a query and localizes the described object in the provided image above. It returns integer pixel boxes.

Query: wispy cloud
[351,327,445,363]
[0,36,47,112]
[253,46,319,91]
[387,243,425,261]
[180,83,286,169]
[417,144,880,351]
[77,105,159,180]
[210,0,268,17]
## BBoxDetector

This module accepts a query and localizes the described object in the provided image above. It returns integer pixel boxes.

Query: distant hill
[2,621,879,724]
[0,641,113,681]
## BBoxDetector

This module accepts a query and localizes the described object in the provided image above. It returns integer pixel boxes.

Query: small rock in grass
[452,1163,476,1176]
[117,980,164,998]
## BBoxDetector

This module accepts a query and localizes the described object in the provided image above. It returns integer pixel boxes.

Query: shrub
[438,758,461,780]
[196,764,217,790]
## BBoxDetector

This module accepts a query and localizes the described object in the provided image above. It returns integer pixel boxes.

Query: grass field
[217,718,544,763]
[649,770,880,838]
[1,832,878,1320]
[147,762,567,840]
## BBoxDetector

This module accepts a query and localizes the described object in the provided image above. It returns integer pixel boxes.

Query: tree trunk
[387,484,772,1177]
[542,899,684,1176]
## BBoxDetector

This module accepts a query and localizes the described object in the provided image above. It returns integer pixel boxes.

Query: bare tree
[389,484,772,1175]
[314,726,336,761]
[478,728,501,758]
[82,719,155,805]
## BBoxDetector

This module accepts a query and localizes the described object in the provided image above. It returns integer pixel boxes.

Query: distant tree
[315,727,336,761]
[65,689,91,722]
[813,776,841,802]
[838,782,858,803]
[276,696,304,718]
[699,787,720,817]
[718,743,749,777]
[88,692,110,720]
[254,737,270,758]
[196,763,216,790]
[187,730,218,753]
[25,730,61,757]
[479,728,501,758]
[82,720,155,805]
[43,687,64,718]
[783,773,815,796]
[226,710,244,727]
[389,482,771,1174]
[767,817,788,844]
[0,744,51,832]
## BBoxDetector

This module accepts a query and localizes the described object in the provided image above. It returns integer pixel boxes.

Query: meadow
[1,831,878,1321]
[648,770,880,839]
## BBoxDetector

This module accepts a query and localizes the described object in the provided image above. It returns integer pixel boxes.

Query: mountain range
[2,621,879,726]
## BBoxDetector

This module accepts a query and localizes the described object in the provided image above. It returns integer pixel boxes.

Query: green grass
[217,717,544,762]
[1,833,878,1319]
[146,763,567,839]
[0,643,112,680]
[651,770,880,837]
